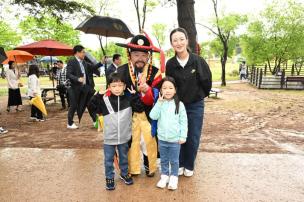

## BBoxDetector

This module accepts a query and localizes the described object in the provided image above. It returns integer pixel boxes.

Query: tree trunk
[134,0,141,32]
[176,0,197,53]
[141,0,147,31]
[221,46,228,86]
[267,59,273,74]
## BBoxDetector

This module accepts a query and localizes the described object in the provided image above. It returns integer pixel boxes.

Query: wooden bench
[208,88,221,98]
[285,76,304,88]
[41,87,57,103]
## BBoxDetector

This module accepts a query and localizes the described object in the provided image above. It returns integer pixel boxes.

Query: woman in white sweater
[6,61,23,112]
[27,65,44,121]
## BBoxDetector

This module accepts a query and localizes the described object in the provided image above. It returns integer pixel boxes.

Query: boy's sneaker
[105,178,115,190]
[120,174,134,185]
[156,175,169,189]
[184,169,194,177]
[178,167,184,176]
[67,123,78,129]
[0,127,8,134]
[36,119,45,122]
[168,176,178,190]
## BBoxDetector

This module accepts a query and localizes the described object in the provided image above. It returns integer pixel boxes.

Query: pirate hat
[116,34,154,52]
[117,32,166,73]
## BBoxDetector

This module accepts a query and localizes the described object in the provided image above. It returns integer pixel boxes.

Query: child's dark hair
[28,65,40,78]
[108,72,124,85]
[158,76,180,114]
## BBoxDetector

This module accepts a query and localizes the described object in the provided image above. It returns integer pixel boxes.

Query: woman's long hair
[8,61,14,69]
[158,76,180,114]
[28,65,40,78]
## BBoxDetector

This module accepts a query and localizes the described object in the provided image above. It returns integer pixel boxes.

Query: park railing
[247,64,304,90]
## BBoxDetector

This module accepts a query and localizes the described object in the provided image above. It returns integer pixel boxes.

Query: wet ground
[0,83,304,201]
[1,149,303,202]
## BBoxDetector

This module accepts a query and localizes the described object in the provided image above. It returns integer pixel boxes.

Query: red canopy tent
[15,39,73,56]
[15,40,74,102]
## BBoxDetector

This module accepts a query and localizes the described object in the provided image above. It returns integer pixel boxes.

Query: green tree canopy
[199,6,247,85]
[19,16,80,46]
[152,23,167,48]
[241,0,304,73]
[13,0,94,20]
[0,21,22,50]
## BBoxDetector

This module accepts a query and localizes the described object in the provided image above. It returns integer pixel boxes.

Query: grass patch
[209,61,240,82]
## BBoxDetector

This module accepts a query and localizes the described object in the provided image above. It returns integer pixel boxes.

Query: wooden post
[281,69,285,89]
[264,64,267,76]
[259,68,263,89]
[255,68,259,87]
[251,66,255,84]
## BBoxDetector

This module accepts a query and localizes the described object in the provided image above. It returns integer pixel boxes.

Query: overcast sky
[2,0,303,50]
[79,0,274,50]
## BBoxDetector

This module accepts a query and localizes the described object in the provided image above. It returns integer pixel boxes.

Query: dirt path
[1,83,303,153]
[0,83,303,202]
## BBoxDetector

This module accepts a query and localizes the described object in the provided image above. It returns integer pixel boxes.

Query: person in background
[66,45,103,129]
[27,65,44,122]
[239,61,247,80]
[105,54,122,86]
[6,61,23,112]
[56,60,70,110]
[51,62,59,80]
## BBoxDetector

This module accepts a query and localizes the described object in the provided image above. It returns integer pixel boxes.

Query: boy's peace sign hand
[127,85,136,94]
[158,92,164,102]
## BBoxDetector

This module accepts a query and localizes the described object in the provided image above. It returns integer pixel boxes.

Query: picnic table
[208,88,222,98]
[41,87,57,103]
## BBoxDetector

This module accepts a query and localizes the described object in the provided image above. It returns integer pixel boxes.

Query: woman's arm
[197,57,212,96]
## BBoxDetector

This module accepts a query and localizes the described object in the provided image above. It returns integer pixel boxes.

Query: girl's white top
[27,74,40,97]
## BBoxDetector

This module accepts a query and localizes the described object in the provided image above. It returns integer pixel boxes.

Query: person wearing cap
[116,34,163,177]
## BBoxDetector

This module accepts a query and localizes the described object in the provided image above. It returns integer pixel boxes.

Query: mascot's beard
[134,62,146,73]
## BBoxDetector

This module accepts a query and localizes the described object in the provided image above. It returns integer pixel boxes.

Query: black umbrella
[76,15,134,57]
[0,47,8,64]
[85,52,98,65]
[76,15,134,39]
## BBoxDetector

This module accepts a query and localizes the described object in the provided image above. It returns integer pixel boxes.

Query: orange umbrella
[2,50,34,64]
